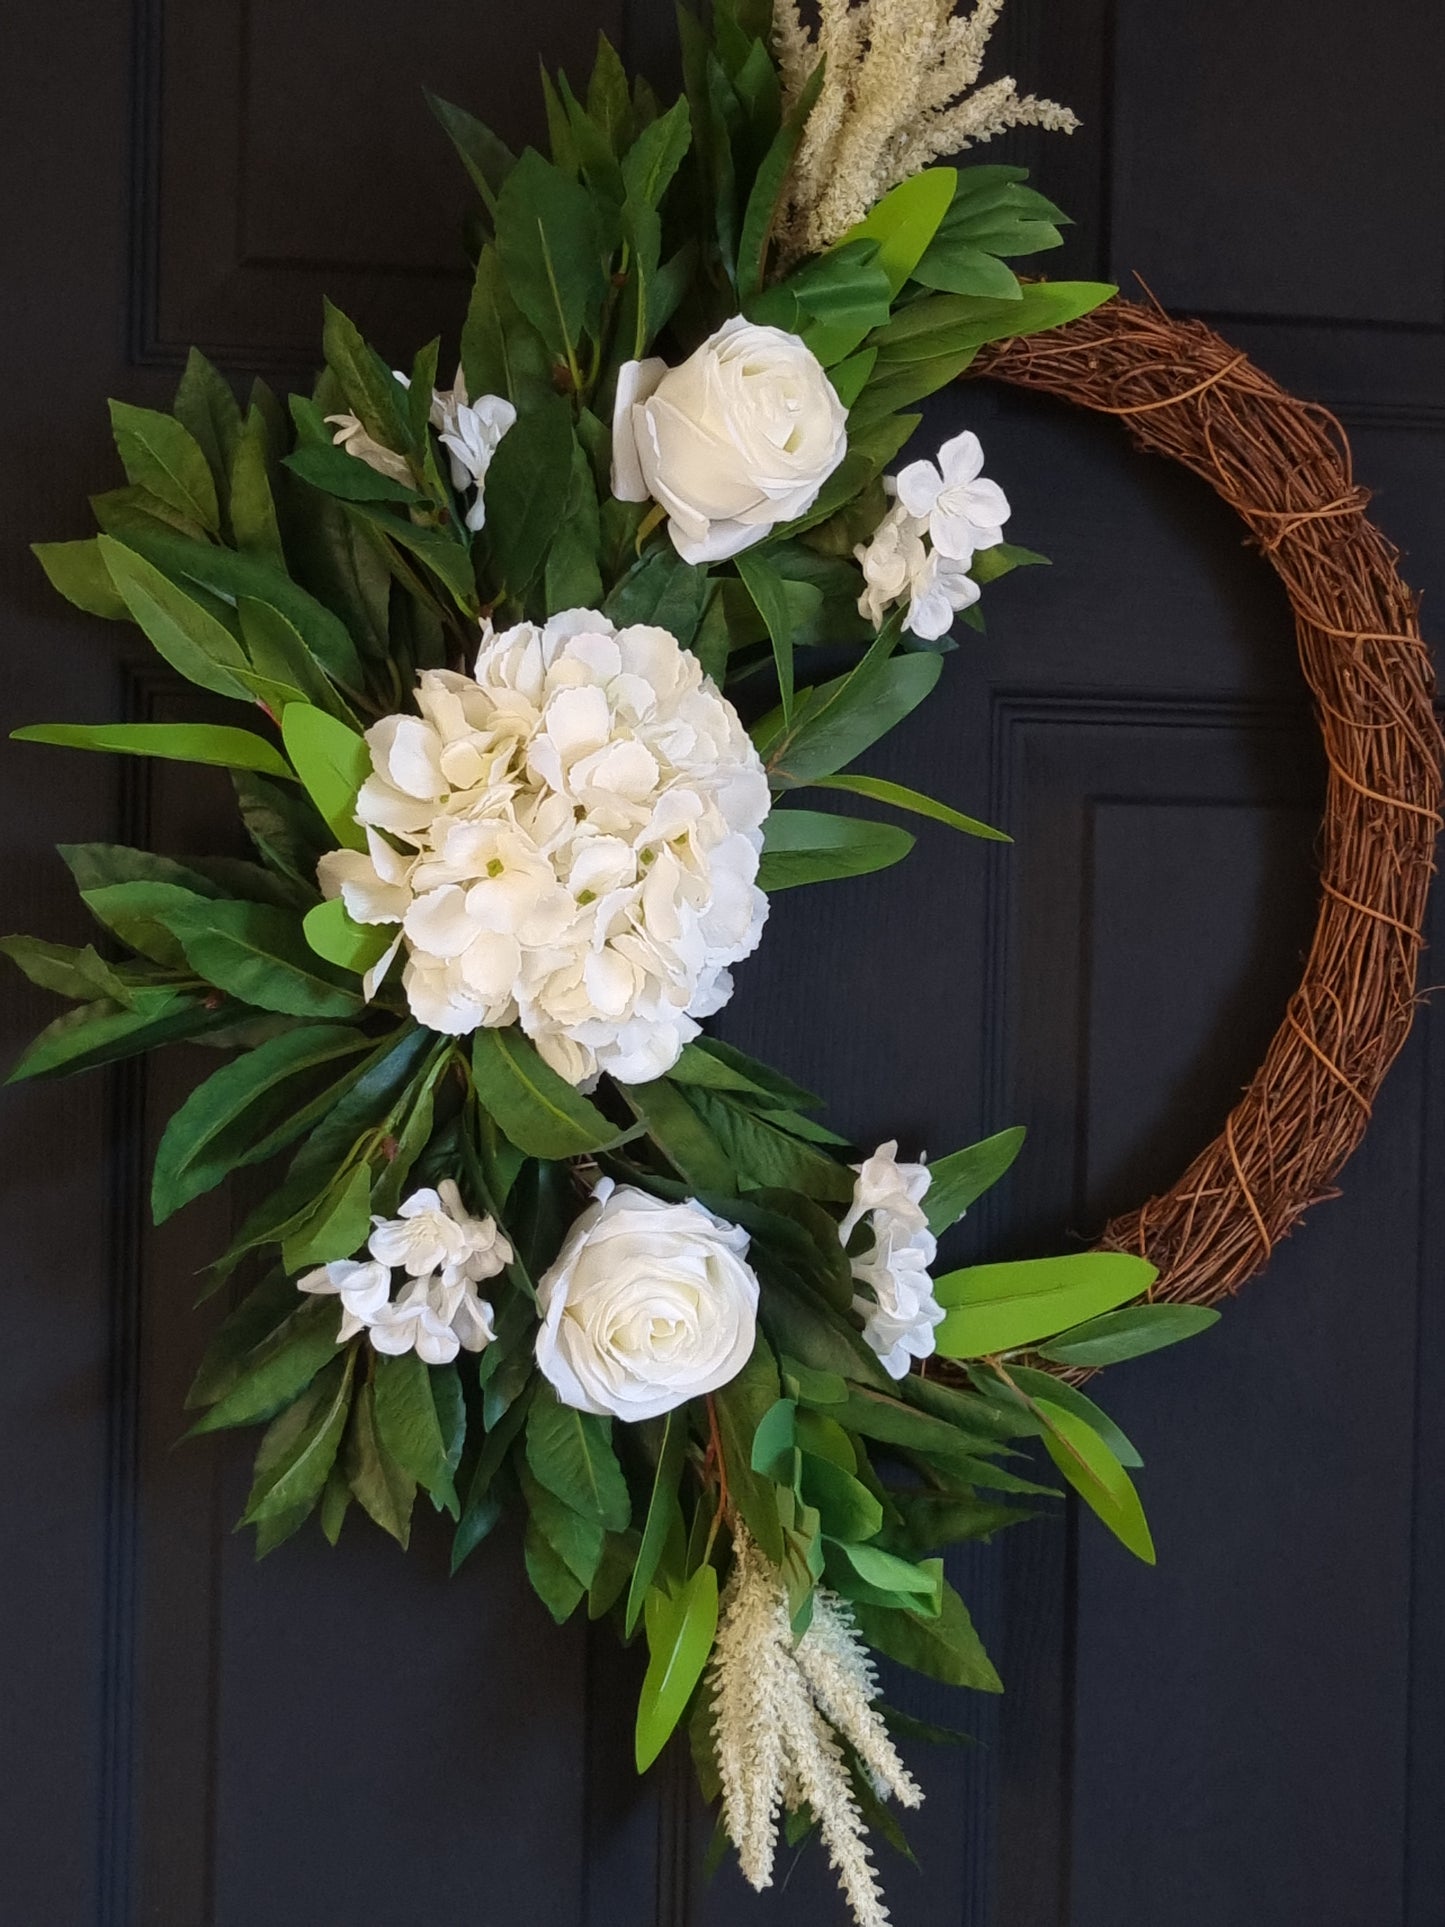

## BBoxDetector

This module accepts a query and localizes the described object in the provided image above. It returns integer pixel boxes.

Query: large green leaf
[754,635,942,789]
[855,1583,1002,1690]
[280,1160,374,1272]
[321,301,413,454]
[374,1351,461,1514]
[934,1252,1157,1357]
[495,149,609,362]
[735,61,824,296]
[6,988,217,1084]
[281,704,369,852]
[991,1365,1142,1469]
[98,537,252,700]
[302,899,395,977]
[12,721,293,781]
[636,1565,719,1771]
[425,90,517,211]
[32,538,128,619]
[837,167,957,296]
[712,1337,786,1563]
[756,808,914,891]
[685,1088,853,1203]
[625,1411,689,1636]
[173,348,243,492]
[190,1296,343,1433]
[243,1351,355,1526]
[520,1462,606,1586]
[735,547,797,720]
[0,935,133,1006]
[151,1022,370,1222]
[161,898,364,1017]
[344,1378,417,1548]
[924,1126,1027,1234]
[483,389,575,599]
[621,1076,736,1193]
[471,1025,617,1158]
[871,280,1116,361]
[1034,1399,1156,1564]
[525,1385,631,1532]
[1037,1303,1220,1368]
[108,399,220,532]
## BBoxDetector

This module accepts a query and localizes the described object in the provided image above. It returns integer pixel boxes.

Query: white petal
[610,358,667,502]
[894,458,943,519]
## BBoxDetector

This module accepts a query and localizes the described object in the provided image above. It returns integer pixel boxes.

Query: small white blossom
[842,1140,944,1379]
[296,1180,509,1365]
[325,413,414,486]
[328,365,514,531]
[901,544,981,642]
[317,608,771,1086]
[854,501,929,629]
[894,429,1009,565]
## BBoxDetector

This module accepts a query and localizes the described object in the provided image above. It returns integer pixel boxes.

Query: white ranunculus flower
[841,1141,944,1380]
[318,608,771,1085]
[611,318,848,564]
[535,1180,760,1422]
[894,428,1010,566]
[297,1181,507,1362]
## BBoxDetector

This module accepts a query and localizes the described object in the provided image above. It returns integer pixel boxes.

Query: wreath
[7,5,1438,1923]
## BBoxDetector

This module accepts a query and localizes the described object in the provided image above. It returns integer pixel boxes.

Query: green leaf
[526,1385,630,1532]
[230,404,286,566]
[321,301,413,453]
[162,898,363,1018]
[12,720,293,781]
[453,1381,533,1572]
[190,1296,344,1433]
[525,1516,588,1621]
[838,168,957,295]
[620,95,692,207]
[281,704,369,853]
[301,898,395,977]
[636,1565,719,1771]
[1034,1400,1156,1564]
[151,1022,369,1222]
[173,348,243,491]
[685,1088,853,1203]
[426,90,517,210]
[626,1410,689,1635]
[755,633,942,789]
[800,1453,884,1544]
[471,1025,618,1158]
[521,1461,606,1585]
[244,1351,355,1525]
[603,545,711,647]
[483,389,575,599]
[280,1160,374,1271]
[495,149,609,363]
[855,1583,1002,1690]
[828,1541,942,1612]
[32,539,128,619]
[621,1076,736,1193]
[0,935,133,1005]
[344,1377,417,1548]
[108,399,220,533]
[97,537,251,700]
[992,1366,1142,1469]
[373,1351,460,1514]
[811,773,1008,841]
[672,1037,821,1112]
[934,1252,1158,1357]
[871,280,1116,361]
[735,547,797,721]
[735,61,824,296]
[757,808,914,891]
[924,1126,1027,1234]
[283,443,420,505]
[712,1336,786,1563]
[1037,1303,1221,1368]
[6,988,215,1083]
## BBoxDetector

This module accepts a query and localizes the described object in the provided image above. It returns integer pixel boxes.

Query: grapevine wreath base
[973,300,1442,1326]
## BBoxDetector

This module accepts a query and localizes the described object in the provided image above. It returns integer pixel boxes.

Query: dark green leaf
[321,300,413,452]
[621,1076,736,1192]
[97,537,251,700]
[108,399,220,532]
[526,1385,630,1531]
[483,389,575,599]
[472,1025,618,1158]
[495,149,609,361]
[625,1410,689,1635]
[924,1125,1027,1233]
[855,1582,1002,1690]
[757,808,914,891]
[990,1365,1143,1469]
[755,635,942,789]
[712,1335,786,1563]
[190,1296,343,1433]
[6,988,216,1083]
[244,1351,354,1525]
[374,1351,460,1514]
[1037,1302,1221,1367]
[426,90,517,210]
[344,1377,417,1548]
[161,898,364,1018]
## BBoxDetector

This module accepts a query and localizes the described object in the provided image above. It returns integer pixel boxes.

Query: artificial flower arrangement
[6,3,1223,1920]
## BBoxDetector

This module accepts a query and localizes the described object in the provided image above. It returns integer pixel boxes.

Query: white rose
[535,1180,760,1421]
[611,318,848,565]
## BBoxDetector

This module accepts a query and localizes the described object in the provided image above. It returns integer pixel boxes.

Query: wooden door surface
[2,4,1440,1923]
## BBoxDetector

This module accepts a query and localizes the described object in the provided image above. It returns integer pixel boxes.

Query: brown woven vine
[970,295,1442,1311]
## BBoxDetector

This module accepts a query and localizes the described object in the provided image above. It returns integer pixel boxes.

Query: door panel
[1,4,1439,1924]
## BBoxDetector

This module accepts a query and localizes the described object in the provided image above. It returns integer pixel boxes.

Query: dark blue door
[2,3,1440,1922]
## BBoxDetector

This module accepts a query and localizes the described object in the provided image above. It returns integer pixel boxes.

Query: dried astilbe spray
[709,1526,922,1927]
[774,0,1078,258]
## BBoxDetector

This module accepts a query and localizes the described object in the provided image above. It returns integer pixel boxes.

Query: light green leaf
[837,167,957,295]
[470,1025,617,1158]
[526,1385,630,1532]
[872,280,1116,361]
[302,898,394,976]
[32,539,128,619]
[1035,1399,1156,1564]
[636,1565,719,1771]
[757,808,914,891]
[800,1454,884,1544]
[811,773,1008,841]
[97,536,251,700]
[924,1126,1027,1233]
[994,1366,1143,1469]
[12,721,293,781]
[108,399,220,532]
[829,1541,942,1608]
[281,704,369,852]
[1038,1303,1221,1368]
[750,1397,798,1483]
[934,1252,1158,1357]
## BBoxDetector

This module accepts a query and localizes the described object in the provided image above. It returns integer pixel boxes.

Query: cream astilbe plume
[774,0,1078,258]
[709,1526,923,1927]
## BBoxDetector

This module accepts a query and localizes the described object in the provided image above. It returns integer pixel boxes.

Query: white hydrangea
[318,609,772,1086]
[840,1140,944,1379]
[854,429,1009,642]
[298,1178,509,1367]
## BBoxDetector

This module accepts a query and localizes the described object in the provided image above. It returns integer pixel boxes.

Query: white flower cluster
[841,1140,944,1379]
[854,428,1009,641]
[328,367,515,531]
[298,1180,510,1366]
[319,609,771,1086]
